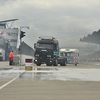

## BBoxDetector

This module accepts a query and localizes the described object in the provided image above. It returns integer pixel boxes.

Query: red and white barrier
[25,59,33,70]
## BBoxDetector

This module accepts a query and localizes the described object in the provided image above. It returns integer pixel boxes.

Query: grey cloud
[0,0,8,5]
[1,0,100,48]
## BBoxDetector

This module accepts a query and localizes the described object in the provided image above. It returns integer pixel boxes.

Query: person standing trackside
[9,50,13,65]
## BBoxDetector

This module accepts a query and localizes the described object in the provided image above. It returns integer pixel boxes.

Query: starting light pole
[19,26,29,65]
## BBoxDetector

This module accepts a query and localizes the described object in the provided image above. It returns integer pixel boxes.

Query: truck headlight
[47,55,51,57]
[36,54,39,56]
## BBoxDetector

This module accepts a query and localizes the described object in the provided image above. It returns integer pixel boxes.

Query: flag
[0,29,3,35]
[3,31,9,39]
[0,29,9,39]
[0,30,9,39]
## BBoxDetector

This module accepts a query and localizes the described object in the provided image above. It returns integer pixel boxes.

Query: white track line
[0,71,26,90]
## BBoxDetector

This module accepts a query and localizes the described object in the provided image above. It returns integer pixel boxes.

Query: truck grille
[41,51,47,59]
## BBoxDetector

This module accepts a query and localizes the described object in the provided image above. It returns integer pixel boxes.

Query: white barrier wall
[21,54,34,65]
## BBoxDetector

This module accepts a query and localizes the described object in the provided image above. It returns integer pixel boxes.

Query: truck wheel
[60,64,63,66]
[53,59,58,66]
[0,57,3,61]
[63,61,66,66]
[47,64,49,66]
[75,63,77,66]
[37,64,41,66]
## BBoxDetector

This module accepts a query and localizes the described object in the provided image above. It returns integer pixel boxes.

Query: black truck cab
[34,36,59,66]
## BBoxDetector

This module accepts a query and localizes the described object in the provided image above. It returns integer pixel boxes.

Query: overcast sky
[0,0,100,48]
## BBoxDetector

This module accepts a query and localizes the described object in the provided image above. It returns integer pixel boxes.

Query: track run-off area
[0,61,100,100]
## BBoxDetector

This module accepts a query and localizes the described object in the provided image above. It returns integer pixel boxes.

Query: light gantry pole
[19,26,29,65]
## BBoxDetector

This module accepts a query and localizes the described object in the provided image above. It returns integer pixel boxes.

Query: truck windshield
[67,53,75,57]
[37,44,53,49]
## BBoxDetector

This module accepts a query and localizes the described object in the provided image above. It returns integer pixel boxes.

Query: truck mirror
[34,43,37,49]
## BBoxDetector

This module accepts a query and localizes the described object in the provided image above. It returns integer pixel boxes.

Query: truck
[34,36,66,66]
[59,48,79,66]
[0,49,5,61]
[58,48,67,66]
